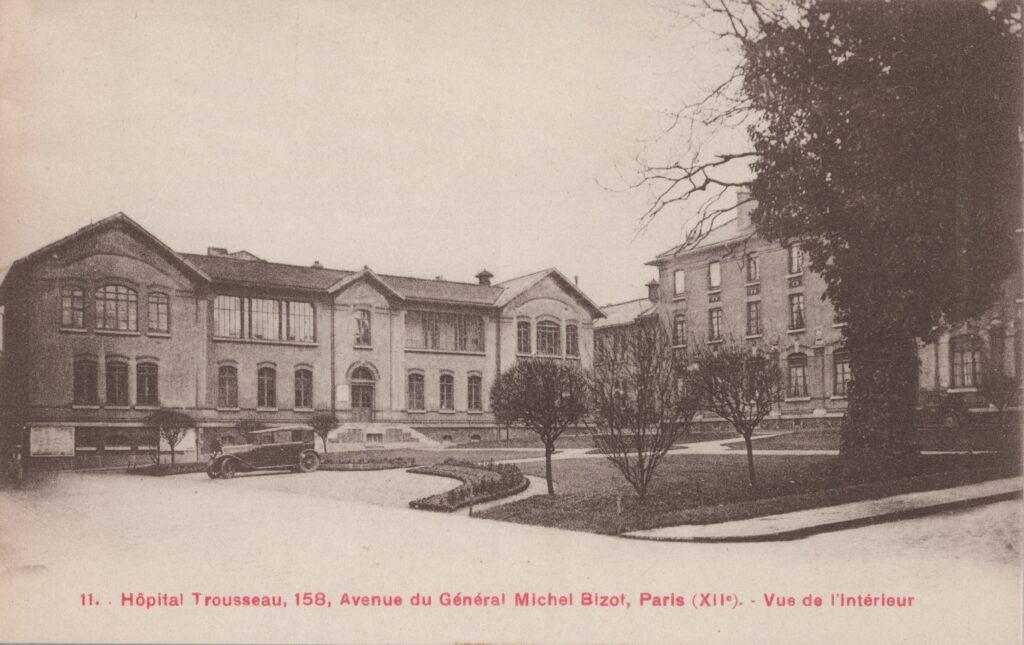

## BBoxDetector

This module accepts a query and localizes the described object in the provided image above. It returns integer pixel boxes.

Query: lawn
[479,451,1018,535]
[728,427,1020,453]
[322,448,538,467]
[452,426,744,450]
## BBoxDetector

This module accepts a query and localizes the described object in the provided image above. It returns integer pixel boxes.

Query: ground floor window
[787,354,808,398]
[951,335,982,388]
[833,351,850,396]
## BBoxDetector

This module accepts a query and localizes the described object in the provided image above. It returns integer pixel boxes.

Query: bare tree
[310,412,338,454]
[589,320,699,499]
[690,339,781,488]
[490,359,589,494]
[146,409,195,466]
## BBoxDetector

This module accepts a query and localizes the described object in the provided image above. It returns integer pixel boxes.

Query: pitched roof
[494,268,604,318]
[649,215,753,265]
[594,298,655,329]
[181,253,349,291]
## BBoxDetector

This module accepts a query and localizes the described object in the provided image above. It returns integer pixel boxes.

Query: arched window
[467,375,483,411]
[106,361,129,406]
[354,309,372,347]
[257,366,277,408]
[787,353,808,398]
[351,366,375,381]
[536,321,561,356]
[218,365,238,408]
[61,286,85,328]
[951,335,983,388]
[73,358,98,405]
[136,362,159,406]
[439,374,455,410]
[294,368,313,409]
[517,321,532,354]
[833,351,851,397]
[407,373,425,411]
[566,324,579,357]
[95,285,137,331]
[470,434,481,442]
[148,293,169,333]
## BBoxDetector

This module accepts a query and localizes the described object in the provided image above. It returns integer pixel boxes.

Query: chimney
[475,269,494,286]
[646,279,660,303]
[735,189,756,231]
[312,260,322,268]
[207,247,228,257]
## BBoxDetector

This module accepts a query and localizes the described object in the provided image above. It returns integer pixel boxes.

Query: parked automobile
[207,425,320,479]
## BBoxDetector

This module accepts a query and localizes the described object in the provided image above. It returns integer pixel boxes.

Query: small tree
[310,412,338,453]
[490,359,589,494]
[146,409,195,466]
[978,368,1020,435]
[589,320,698,499]
[691,340,782,488]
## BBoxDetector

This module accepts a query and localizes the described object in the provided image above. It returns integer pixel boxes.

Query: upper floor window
[746,301,761,336]
[405,311,485,352]
[536,321,561,356]
[95,285,137,331]
[354,309,372,347]
[62,287,85,328]
[951,335,982,389]
[294,368,313,409]
[789,293,806,330]
[106,361,130,406]
[257,366,277,408]
[214,296,243,338]
[788,244,803,274]
[745,254,759,283]
[468,375,483,411]
[407,372,425,411]
[787,353,809,398]
[148,293,169,333]
[517,321,532,354]
[73,358,98,405]
[673,314,686,346]
[673,269,686,296]
[708,261,721,290]
[286,302,315,342]
[708,308,722,341]
[213,296,314,342]
[566,324,579,357]
[833,351,851,396]
[439,374,455,410]
[218,365,238,408]
[250,298,280,340]
[136,362,159,406]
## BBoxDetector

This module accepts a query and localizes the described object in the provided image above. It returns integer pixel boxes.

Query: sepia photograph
[0,1,1021,643]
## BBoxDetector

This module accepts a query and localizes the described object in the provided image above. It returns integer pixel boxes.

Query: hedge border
[408,463,530,512]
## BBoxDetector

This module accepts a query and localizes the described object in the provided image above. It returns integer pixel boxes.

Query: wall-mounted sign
[30,426,75,457]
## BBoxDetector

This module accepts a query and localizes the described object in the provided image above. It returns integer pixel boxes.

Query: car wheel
[221,459,237,479]
[298,451,320,473]
[206,463,220,479]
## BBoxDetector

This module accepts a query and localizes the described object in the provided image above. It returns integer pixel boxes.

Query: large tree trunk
[544,444,554,494]
[840,324,920,476]
[742,434,757,489]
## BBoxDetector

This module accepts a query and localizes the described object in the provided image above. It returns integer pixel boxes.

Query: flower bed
[132,462,209,476]
[408,459,529,512]
[321,457,416,471]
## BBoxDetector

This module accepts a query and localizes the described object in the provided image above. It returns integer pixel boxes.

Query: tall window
[294,368,313,409]
[566,324,579,357]
[218,365,238,408]
[250,299,280,340]
[136,363,159,406]
[355,309,372,346]
[148,293,169,333]
[286,302,315,342]
[517,321,532,354]
[73,359,98,405]
[708,261,721,290]
[833,351,851,396]
[673,314,686,346]
[789,293,805,330]
[787,354,808,398]
[95,285,137,331]
[745,254,759,282]
[214,296,243,338]
[62,287,85,328]
[468,375,482,411]
[407,373,425,410]
[708,308,722,341]
[257,366,277,408]
[788,244,803,274]
[106,361,129,406]
[439,374,454,410]
[536,321,561,356]
[746,301,761,336]
[951,335,983,388]
[405,311,484,352]
[673,269,686,296]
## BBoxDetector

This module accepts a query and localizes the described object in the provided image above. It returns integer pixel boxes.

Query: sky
[0,0,742,306]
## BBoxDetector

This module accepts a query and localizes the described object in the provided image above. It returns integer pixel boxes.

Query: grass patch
[731,427,1020,453]
[408,459,528,512]
[479,451,1018,534]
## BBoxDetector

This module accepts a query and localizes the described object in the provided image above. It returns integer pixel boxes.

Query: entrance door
[351,384,375,422]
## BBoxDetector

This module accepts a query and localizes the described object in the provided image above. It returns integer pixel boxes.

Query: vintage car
[207,425,321,479]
